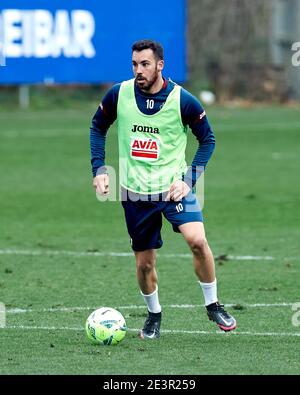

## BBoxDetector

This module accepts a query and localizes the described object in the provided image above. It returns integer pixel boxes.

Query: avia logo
[132,140,158,150]
[131,124,160,134]
[131,138,159,161]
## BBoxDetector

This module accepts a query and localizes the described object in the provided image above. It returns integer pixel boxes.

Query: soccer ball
[85,307,127,345]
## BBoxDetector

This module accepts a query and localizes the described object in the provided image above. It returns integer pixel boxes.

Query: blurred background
[0,0,300,108]
[188,0,300,102]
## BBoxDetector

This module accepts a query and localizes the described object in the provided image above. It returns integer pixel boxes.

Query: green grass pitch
[0,104,299,375]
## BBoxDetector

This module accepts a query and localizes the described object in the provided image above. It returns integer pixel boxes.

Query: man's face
[132,49,164,91]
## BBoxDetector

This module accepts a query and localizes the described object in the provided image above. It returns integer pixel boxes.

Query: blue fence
[0,0,186,84]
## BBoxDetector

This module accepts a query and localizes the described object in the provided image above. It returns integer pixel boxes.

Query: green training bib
[117,79,188,194]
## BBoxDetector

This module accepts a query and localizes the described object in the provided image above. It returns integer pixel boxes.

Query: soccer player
[90,39,236,339]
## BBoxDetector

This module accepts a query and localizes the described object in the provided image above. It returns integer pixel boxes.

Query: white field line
[4,325,300,337]
[1,128,85,138]
[6,302,297,314]
[212,122,300,133]
[1,121,300,138]
[0,248,287,261]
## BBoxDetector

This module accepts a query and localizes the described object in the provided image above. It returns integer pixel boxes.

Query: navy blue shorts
[121,188,203,251]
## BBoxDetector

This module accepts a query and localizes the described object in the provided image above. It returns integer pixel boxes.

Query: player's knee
[136,258,155,273]
[189,236,208,255]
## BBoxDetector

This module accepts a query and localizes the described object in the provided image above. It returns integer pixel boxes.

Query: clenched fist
[165,180,190,202]
[93,174,109,196]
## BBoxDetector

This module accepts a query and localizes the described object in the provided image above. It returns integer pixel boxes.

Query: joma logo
[131,124,160,134]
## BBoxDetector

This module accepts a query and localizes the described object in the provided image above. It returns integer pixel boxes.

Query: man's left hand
[165,180,191,202]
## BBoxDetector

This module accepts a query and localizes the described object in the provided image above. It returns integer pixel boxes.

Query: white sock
[140,286,161,313]
[199,279,218,306]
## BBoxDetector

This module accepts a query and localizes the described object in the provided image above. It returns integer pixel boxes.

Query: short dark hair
[132,39,164,61]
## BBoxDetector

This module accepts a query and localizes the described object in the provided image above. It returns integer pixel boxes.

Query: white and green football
[85,307,127,345]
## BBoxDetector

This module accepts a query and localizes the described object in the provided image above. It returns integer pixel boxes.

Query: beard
[135,69,159,91]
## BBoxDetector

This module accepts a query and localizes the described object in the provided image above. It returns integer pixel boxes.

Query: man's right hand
[93,174,109,195]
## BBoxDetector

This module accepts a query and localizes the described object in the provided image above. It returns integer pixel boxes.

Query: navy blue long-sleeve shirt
[90,78,215,187]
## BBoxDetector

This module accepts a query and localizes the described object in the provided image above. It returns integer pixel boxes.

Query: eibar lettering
[103,379,138,392]
[131,124,160,134]
[0,9,96,58]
